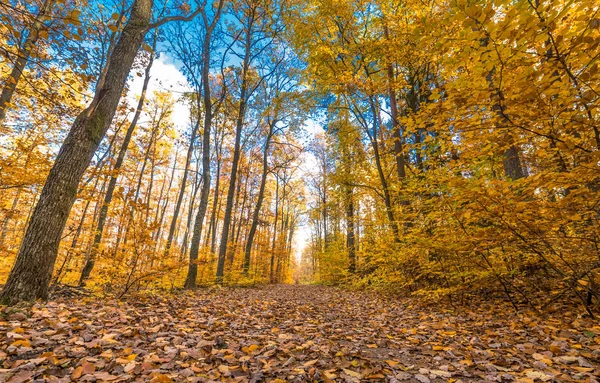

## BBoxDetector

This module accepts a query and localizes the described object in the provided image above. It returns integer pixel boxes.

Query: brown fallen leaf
[94,371,118,381]
[7,371,33,383]
[81,359,96,374]
[149,373,173,383]
[343,368,362,379]
[72,366,83,379]
[124,361,136,373]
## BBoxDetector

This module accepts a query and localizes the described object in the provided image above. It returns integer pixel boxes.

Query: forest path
[0,285,598,382]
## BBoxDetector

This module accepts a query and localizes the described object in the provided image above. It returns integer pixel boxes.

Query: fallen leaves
[0,285,598,382]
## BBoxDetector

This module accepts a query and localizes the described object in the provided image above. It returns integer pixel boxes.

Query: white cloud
[128,55,192,132]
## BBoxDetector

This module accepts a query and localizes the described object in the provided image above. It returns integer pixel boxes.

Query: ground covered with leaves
[0,285,599,383]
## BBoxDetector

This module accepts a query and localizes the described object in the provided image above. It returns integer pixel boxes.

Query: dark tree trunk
[0,0,153,305]
[152,151,179,248]
[383,26,406,180]
[180,158,202,260]
[368,97,400,242]
[503,145,526,180]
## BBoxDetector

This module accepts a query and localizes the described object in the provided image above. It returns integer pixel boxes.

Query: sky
[127,54,323,264]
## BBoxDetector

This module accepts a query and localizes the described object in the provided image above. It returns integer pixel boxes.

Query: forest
[0,0,599,381]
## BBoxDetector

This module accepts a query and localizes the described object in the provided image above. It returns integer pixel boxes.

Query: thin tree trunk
[184,1,225,287]
[383,26,406,180]
[270,177,279,283]
[228,168,247,267]
[144,143,157,223]
[209,137,223,254]
[152,151,178,249]
[243,129,273,274]
[215,15,253,283]
[181,158,202,260]
[368,97,400,242]
[164,119,199,256]
[0,188,22,249]
[346,185,356,273]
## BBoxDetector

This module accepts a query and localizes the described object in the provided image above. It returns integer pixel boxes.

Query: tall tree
[184,0,225,289]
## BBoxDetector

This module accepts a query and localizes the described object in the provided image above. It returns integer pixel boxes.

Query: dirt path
[0,285,598,382]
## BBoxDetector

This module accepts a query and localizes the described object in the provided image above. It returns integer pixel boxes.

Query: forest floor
[0,285,598,383]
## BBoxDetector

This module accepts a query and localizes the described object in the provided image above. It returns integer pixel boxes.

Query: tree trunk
[244,129,273,274]
[164,119,199,256]
[0,0,153,305]
[368,97,400,242]
[215,23,253,283]
[346,185,356,273]
[180,157,202,260]
[270,177,279,283]
[383,26,406,180]
[0,187,22,249]
[152,150,178,248]
[209,136,224,254]
[184,3,224,287]
[503,145,526,180]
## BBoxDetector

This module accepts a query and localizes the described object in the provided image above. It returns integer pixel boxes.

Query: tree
[182,0,225,289]
[0,0,200,304]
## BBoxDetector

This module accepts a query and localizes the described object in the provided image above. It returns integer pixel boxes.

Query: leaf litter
[0,285,598,382]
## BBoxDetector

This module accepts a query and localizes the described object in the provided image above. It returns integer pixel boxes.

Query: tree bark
[503,145,526,180]
[368,97,400,242]
[0,0,153,305]
[180,157,201,260]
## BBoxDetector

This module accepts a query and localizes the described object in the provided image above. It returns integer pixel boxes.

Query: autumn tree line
[0,0,599,311]
[0,0,307,304]
[295,0,600,313]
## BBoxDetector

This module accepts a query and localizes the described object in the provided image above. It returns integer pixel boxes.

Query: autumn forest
[0,0,599,381]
